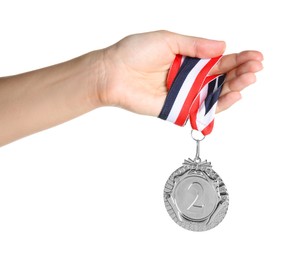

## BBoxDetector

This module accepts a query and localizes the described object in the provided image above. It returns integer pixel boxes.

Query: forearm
[0,51,104,146]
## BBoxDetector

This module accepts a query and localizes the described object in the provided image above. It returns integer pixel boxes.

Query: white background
[0,0,284,259]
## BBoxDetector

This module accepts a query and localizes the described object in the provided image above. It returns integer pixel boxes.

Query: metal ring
[191,129,205,142]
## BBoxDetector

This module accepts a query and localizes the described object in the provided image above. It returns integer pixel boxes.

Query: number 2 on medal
[187,182,204,210]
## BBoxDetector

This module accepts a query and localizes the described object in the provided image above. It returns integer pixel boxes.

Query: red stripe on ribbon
[166,54,182,90]
[174,56,221,126]
[164,55,224,135]
[189,74,220,132]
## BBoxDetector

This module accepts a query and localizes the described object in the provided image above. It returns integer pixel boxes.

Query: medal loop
[191,130,204,163]
[191,129,205,142]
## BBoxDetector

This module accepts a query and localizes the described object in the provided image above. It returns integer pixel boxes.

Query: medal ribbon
[159,55,226,135]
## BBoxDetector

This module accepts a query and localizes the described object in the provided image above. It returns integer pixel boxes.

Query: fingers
[210,50,263,100]
[211,50,263,75]
[214,51,263,113]
[220,55,263,97]
[225,60,263,82]
[221,72,257,98]
[216,92,242,114]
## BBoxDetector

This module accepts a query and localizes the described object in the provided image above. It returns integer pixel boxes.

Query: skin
[0,30,263,147]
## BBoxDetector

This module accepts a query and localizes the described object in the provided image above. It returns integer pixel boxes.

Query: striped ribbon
[159,54,226,135]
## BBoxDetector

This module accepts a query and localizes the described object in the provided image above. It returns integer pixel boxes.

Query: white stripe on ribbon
[166,59,209,123]
[196,79,219,131]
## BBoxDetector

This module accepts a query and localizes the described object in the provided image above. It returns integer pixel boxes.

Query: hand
[94,30,263,116]
[0,30,263,146]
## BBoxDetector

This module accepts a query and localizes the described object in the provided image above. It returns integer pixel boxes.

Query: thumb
[170,32,226,58]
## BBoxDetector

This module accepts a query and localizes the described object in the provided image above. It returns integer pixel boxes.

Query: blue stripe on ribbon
[207,78,216,96]
[159,57,200,120]
[204,74,225,114]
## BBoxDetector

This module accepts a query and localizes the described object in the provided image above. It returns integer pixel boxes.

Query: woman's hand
[95,30,263,116]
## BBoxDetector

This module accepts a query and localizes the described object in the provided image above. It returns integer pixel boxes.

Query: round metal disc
[174,175,218,220]
[163,159,229,232]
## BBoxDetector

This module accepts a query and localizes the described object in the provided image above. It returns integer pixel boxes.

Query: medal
[159,55,229,231]
[163,130,229,231]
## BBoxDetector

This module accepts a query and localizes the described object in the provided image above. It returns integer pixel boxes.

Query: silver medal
[163,131,229,231]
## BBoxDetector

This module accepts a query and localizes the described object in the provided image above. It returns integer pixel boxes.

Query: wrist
[87,49,111,109]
